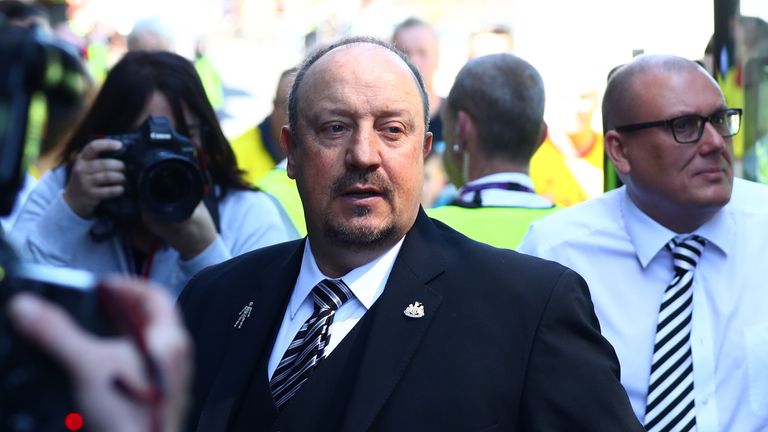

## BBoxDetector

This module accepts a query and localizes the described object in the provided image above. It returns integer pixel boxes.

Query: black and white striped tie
[644,235,706,432]
[270,278,354,409]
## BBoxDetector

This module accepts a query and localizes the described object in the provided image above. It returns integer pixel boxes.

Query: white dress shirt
[268,236,405,380]
[519,178,768,432]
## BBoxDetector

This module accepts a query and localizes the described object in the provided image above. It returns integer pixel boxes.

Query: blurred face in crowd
[393,24,439,86]
[607,63,734,232]
[284,43,431,256]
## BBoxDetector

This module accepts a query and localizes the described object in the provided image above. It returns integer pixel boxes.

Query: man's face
[617,68,734,223]
[393,25,439,85]
[285,44,431,249]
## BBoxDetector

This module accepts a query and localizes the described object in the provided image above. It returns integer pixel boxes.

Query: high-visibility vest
[256,168,306,237]
[230,126,277,185]
[427,205,559,249]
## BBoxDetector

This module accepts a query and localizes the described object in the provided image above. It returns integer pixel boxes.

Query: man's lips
[340,186,384,199]
[694,166,726,176]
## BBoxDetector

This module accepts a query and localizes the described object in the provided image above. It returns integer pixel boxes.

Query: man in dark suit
[179,36,643,432]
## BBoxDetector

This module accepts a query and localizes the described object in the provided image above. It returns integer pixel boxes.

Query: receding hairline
[296,41,425,117]
[603,55,716,130]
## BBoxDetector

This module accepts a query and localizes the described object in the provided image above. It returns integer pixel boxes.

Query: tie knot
[312,279,354,311]
[666,235,706,272]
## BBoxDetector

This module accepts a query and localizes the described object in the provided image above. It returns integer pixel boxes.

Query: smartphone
[0,243,115,432]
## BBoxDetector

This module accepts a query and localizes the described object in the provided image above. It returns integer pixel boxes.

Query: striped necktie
[644,235,706,432]
[270,278,354,409]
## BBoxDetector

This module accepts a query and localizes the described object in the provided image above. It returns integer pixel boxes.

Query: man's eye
[673,117,699,132]
[325,124,345,133]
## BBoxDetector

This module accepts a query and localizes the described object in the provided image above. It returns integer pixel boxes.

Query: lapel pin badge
[403,301,425,319]
[234,301,253,329]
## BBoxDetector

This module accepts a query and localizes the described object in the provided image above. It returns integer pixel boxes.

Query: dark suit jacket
[178,210,643,432]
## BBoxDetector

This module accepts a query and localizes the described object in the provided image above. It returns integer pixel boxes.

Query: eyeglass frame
[612,108,742,144]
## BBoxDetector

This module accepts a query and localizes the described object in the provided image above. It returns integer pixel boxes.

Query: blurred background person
[11,51,298,297]
[230,66,308,236]
[128,16,225,114]
[126,16,175,52]
[428,53,557,249]
[530,82,604,207]
[468,24,514,60]
[391,17,452,208]
[230,67,296,185]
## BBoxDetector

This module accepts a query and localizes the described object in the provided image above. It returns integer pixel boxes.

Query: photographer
[11,51,298,296]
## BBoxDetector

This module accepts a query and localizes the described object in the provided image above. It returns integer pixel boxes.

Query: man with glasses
[519,54,768,431]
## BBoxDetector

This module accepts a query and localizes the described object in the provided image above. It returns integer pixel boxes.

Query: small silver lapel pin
[403,301,425,318]
[234,301,253,329]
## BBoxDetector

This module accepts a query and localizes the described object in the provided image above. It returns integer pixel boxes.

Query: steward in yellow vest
[431,53,559,249]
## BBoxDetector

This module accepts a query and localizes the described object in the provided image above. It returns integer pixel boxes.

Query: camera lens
[139,154,204,223]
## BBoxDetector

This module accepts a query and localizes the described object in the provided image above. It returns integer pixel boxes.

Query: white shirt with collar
[268,236,405,380]
[518,178,768,432]
[456,172,553,208]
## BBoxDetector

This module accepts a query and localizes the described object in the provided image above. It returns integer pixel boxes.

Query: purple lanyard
[459,181,535,207]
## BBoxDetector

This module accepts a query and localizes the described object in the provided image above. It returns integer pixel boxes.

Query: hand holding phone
[5,276,191,432]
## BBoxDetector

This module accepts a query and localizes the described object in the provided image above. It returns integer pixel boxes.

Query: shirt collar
[457,172,552,208]
[621,188,734,268]
[460,172,535,194]
[288,236,406,318]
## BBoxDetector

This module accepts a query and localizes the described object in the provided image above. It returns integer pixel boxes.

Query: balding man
[520,55,768,431]
[179,37,642,432]
[428,53,558,249]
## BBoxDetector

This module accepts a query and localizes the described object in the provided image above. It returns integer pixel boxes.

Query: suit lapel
[342,210,446,431]
[196,241,306,432]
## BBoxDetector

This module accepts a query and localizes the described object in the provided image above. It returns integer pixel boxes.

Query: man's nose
[698,121,728,154]
[346,128,382,170]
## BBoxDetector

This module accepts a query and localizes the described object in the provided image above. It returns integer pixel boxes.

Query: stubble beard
[318,169,403,250]
[323,206,399,251]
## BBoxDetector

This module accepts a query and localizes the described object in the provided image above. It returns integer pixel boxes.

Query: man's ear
[604,130,631,175]
[281,126,298,179]
[457,111,475,144]
[423,131,433,159]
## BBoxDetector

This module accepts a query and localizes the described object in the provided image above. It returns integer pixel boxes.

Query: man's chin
[325,220,398,250]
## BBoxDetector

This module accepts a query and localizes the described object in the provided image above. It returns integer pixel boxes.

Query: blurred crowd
[4,1,768,431]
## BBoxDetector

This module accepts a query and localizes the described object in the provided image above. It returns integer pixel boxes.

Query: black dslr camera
[95,115,206,227]
[0,20,114,432]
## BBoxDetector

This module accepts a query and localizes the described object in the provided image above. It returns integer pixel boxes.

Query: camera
[95,115,206,226]
[0,241,116,432]
[0,22,86,217]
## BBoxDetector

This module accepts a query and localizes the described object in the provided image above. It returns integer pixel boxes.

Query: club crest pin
[403,301,425,318]
[234,301,253,329]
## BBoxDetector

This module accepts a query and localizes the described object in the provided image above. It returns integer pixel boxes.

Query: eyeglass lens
[671,110,740,143]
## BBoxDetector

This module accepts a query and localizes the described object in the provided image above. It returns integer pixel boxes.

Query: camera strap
[122,236,160,278]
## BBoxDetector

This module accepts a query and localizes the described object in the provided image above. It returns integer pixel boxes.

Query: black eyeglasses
[613,108,742,144]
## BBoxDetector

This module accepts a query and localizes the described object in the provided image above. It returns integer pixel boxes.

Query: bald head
[603,55,715,132]
[288,36,430,140]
